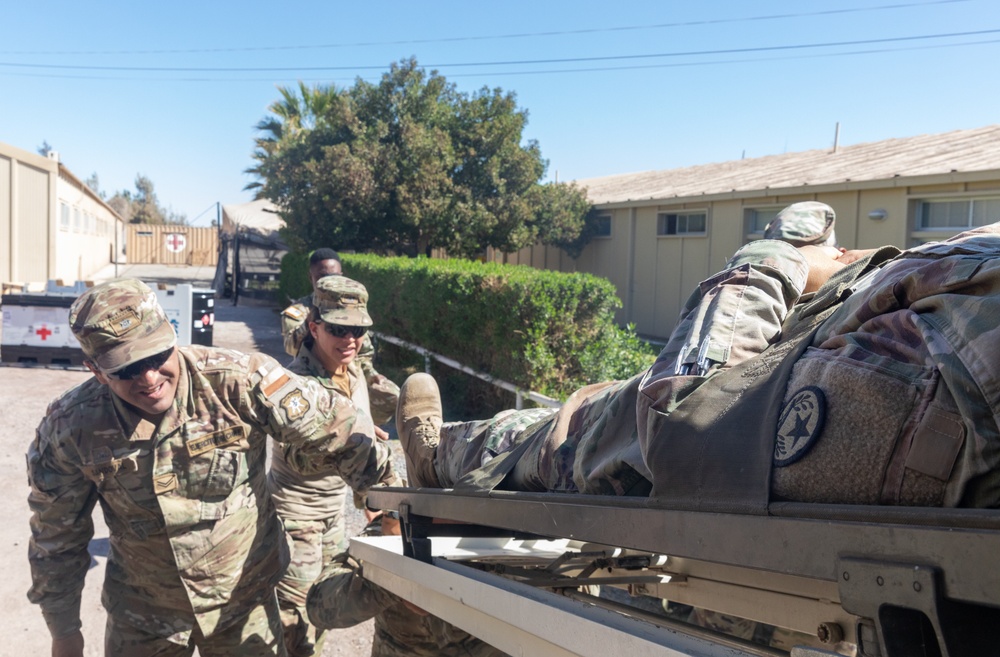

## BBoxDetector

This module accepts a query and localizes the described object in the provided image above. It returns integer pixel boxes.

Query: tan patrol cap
[764,202,837,247]
[312,276,373,327]
[69,278,177,373]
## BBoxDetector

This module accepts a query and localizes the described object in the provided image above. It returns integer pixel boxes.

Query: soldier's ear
[85,360,110,385]
[308,321,322,341]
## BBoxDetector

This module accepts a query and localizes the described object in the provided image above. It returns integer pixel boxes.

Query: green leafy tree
[107,174,187,225]
[249,59,593,258]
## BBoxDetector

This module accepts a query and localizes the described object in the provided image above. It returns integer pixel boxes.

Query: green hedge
[279,251,655,400]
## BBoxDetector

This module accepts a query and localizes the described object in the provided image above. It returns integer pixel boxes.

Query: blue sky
[3,0,998,226]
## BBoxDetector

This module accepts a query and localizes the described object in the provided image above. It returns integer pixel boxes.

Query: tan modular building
[1,140,124,285]
[493,125,1000,340]
[126,224,218,266]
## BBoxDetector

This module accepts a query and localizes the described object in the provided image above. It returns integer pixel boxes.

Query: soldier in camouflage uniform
[393,237,826,493]
[387,219,1000,649]
[279,249,399,425]
[26,278,399,657]
[281,278,503,656]
[281,248,343,358]
[394,201,844,493]
[270,275,395,657]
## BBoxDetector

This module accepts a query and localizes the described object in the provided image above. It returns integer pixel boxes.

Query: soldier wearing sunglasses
[274,276,499,657]
[269,275,387,657]
[26,278,399,657]
[280,249,400,439]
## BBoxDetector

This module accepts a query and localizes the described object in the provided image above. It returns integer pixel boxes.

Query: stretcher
[364,487,1000,657]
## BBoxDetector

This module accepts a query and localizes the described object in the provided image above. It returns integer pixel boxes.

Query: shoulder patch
[263,373,291,398]
[260,365,291,398]
[774,386,826,466]
[280,390,311,421]
[282,304,308,321]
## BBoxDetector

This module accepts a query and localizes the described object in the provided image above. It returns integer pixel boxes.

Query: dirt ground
[1,264,392,656]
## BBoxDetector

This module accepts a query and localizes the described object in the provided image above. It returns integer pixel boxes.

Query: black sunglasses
[105,348,174,380]
[324,324,367,339]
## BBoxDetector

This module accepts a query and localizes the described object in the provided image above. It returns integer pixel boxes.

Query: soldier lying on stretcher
[306,212,1000,650]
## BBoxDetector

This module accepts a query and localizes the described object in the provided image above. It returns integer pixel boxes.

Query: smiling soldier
[26,278,398,657]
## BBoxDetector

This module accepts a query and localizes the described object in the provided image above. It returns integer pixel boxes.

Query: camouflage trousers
[433,407,558,487]
[275,513,348,657]
[432,380,650,496]
[105,593,285,657]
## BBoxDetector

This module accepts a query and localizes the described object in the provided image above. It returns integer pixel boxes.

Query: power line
[0,35,996,83]
[0,28,996,73]
[0,0,970,57]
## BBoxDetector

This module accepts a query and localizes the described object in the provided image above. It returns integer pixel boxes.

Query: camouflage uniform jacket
[772,225,1000,508]
[281,295,398,424]
[268,344,369,520]
[640,225,1000,509]
[637,239,810,451]
[26,345,397,642]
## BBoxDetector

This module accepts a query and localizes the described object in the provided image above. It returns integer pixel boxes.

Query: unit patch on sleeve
[260,366,291,399]
[774,386,826,466]
[282,305,307,321]
[280,389,311,422]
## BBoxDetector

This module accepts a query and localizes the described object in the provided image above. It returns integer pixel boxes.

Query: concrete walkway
[89,261,218,287]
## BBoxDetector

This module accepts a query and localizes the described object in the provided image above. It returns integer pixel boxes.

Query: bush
[338,254,656,402]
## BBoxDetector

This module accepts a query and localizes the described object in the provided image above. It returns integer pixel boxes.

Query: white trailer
[364,488,1000,657]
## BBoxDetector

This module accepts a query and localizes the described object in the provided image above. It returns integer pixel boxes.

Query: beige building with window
[494,124,1000,339]
[1,141,124,285]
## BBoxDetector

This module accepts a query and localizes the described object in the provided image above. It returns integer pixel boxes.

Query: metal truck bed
[364,487,1000,657]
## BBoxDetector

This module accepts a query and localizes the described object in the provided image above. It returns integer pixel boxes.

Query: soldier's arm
[355,335,400,425]
[26,419,98,642]
[247,354,400,491]
[306,553,399,630]
[655,239,810,379]
[281,303,310,358]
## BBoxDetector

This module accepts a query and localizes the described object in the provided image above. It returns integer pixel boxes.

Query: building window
[912,197,1000,245]
[744,207,782,240]
[593,213,612,238]
[916,198,1000,230]
[657,211,707,236]
[60,203,70,231]
[73,208,81,233]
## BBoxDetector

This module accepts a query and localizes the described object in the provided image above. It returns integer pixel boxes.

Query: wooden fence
[126,225,218,266]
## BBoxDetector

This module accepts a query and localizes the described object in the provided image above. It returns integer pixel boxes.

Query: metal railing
[372,331,562,410]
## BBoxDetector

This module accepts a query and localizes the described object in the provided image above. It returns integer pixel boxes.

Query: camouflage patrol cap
[312,276,373,327]
[764,202,837,247]
[69,278,177,373]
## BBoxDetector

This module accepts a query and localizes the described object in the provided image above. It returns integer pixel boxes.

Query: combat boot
[396,373,443,488]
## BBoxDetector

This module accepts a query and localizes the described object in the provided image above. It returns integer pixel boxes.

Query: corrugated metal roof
[575,125,1000,206]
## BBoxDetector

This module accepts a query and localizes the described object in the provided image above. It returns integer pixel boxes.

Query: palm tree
[244,82,341,195]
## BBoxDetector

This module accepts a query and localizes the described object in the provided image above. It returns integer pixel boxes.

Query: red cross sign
[165,233,187,253]
[36,326,53,341]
